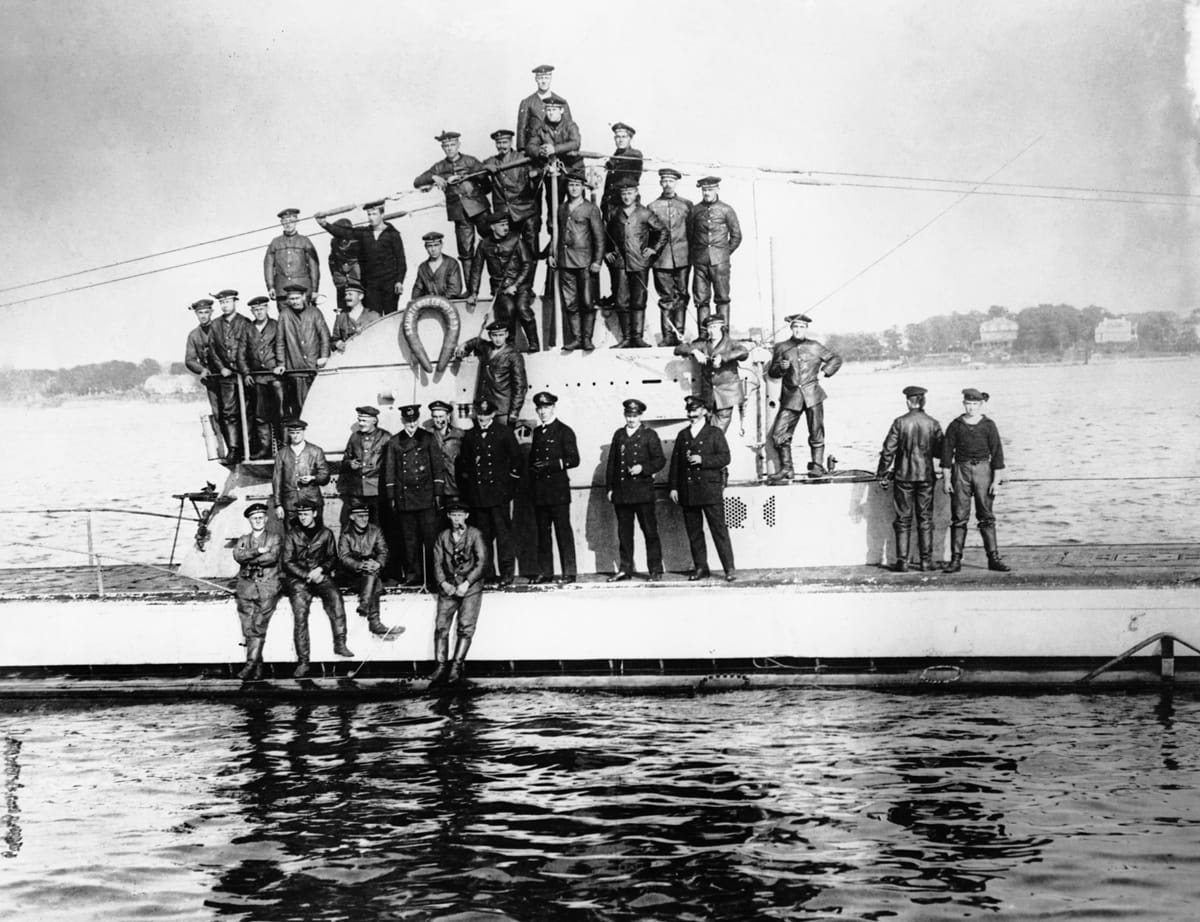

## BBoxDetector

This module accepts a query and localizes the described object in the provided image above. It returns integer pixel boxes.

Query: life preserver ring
[401,296,461,373]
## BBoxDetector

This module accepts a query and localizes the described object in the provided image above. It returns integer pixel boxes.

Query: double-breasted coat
[606,424,666,505]
[458,424,522,509]
[384,428,446,512]
[767,338,843,410]
[669,423,730,506]
[529,418,580,506]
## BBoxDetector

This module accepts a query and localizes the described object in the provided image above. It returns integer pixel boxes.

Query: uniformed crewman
[272,418,331,523]
[330,282,381,354]
[466,212,539,352]
[337,498,394,635]
[457,321,528,427]
[596,121,645,308]
[239,295,284,459]
[231,502,282,681]
[648,167,692,346]
[283,498,353,677]
[327,217,360,313]
[273,283,331,417]
[687,177,742,331]
[877,386,945,572]
[942,388,1011,574]
[458,398,522,586]
[316,201,407,316]
[264,207,320,303]
[605,179,667,348]
[184,298,222,446]
[430,499,489,686]
[384,405,446,590]
[527,392,580,584]
[425,400,463,507]
[605,398,666,582]
[337,405,391,527]
[669,395,736,582]
[516,64,574,151]
[525,94,582,217]
[551,170,604,352]
[766,313,843,481]
[484,128,540,261]
[410,232,465,300]
[414,131,491,287]
[674,315,749,433]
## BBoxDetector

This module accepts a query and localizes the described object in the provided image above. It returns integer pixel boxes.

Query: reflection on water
[3,691,1200,919]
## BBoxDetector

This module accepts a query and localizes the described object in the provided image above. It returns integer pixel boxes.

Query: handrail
[0,507,182,521]
[1078,632,1200,683]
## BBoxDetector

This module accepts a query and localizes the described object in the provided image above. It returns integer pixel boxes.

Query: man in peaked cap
[337,498,395,636]
[605,398,666,581]
[605,178,667,348]
[458,397,523,586]
[283,497,353,676]
[330,282,381,353]
[648,167,693,347]
[231,502,282,681]
[239,295,285,459]
[669,395,736,581]
[525,93,582,223]
[414,132,491,289]
[430,497,489,686]
[877,385,945,572]
[411,231,465,300]
[273,282,331,418]
[550,168,604,351]
[337,405,391,530]
[264,207,320,303]
[465,219,539,353]
[316,200,407,316]
[327,217,361,313]
[424,399,464,508]
[687,176,742,331]
[766,313,843,481]
[457,320,528,425]
[484,128,540,263]
[184,298,224,447]
[272,417,331,524]
[384,403,446,590]
[527,391,580,584]
[208,289,251,463]
[600,122,644,219]
[674,314,749,433]
[516,64,574,150]
[941,387,1010,573]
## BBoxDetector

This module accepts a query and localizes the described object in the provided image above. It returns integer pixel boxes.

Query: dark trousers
[893,480,935,534]
[613,266,651,311]
[352,571,383,616]
[615,502,662,574]
[283,371,316,419]
[455,214,491,267]
[534,503,576,577]
[202,377,222,422]
[950,460,996,529]
[435,591,482,641]
[472,504,515,578]
[397,506,438,586]
[248,376,284,459]
[558,266,593,313]
[693,261,731,324]
[653,266,691,312]
[236,577,281,640]
[215,374,243,457]
[363,279,400,316]
[770,403,825,449]
[491,285,536,335]
[682,503,735,573]
[287,578,347,662]
[512,216,541,263]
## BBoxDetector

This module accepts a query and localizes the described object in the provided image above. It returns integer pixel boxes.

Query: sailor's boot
[367,612,392,636]
[580,311,597,351]
[943,526,968,573]
[890,527,911,572]
[630,310,650,348]
[807,445,827,478]
[236,638,260,681]
[330,610,354,657]
[611,312,632,349]
[427,631,451,686]
[293,632,311,678]
[980,524,1012,572]
[767,445,794,484]
[561,312,581,352]
[917,525,934,572]
[223,422,243,464]
[672,307,688,343]
[447,635,473,685]
[460,257,474,294]
[519,295,540,353]
[660,309,679,347]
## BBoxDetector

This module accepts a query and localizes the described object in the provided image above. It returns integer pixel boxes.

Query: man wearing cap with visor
[605,178,667,348]
[272,418,331,524]
[551,169,604,351]
[231,502,282,681]
[208,288,251,463]
[517,64,574,149]
[240,295,285,459]
[283,498,354,676]
[264,207,320,303]
[458,397,522,586]
[273,282,331,417]
[877,386,944,572]
[337,405,391,528]
[648,167,692,347]
[675,315,749,433]
[687,177,742,331]
[465,212,539,352]
[338,498,394,636]
[330,282,381,352]
[411,232,465,300]
[458,320,529,426]
[184,298,223,447]
[767,313,842,480]
[385,404,446,590]
[485,128,540,261]
[316,200,407,316]
[527,392,580,584]
[430,499,489,686]
[605,398,666,581]
[669,396,736,581]
[525,94,582,220]
[414,131,490,288]
[942,388,1011,573]
[327,217,360,313]
[425,400,463,507]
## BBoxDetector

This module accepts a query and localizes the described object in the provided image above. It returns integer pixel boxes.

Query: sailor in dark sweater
[941,387,1010,573]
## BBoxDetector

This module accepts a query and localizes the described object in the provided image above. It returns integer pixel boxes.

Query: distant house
[979,316,1019,346]
[1094,318,1136,344]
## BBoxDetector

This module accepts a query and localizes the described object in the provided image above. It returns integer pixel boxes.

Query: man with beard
[264,207,320,304]
[316,200,407,316]
[283,499,354,677]
[410,232,465,300]
[669,396,736,582]
[385,405,446,590]
[239,295,284,459]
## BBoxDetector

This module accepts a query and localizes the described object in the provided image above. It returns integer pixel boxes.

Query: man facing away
[283,499,354,677]
[877,385,944,572]
[648,168,692,346]
[430,500,489,686]
[337,498,395,636]
[766,313,843,481]
[239,295,284,460]
[327,217,360,313]
[231,502,282,681]
[669,396,736,582]
[605,398,666,582]
[687,177,742,331]
[551,170,604,352]
[273,283,331,418]
[316,200,407,316]
[527,391,580,585]
[410,231,465,300]
[264,207,320,304]
[414,131,491,287]
[675,315,749,433]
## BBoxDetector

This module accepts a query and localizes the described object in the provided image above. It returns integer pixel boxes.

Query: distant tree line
[822,305,1200,362]
[0,358,164,401]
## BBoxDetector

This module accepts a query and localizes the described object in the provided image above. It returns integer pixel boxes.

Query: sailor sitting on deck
[231,503,282,681]
[430,499,489,687]
[337,498,394,636]
[283,498,354,677]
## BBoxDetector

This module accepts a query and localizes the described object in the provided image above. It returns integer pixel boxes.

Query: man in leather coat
[184,298,222,444]
[414,131,491,289]
[272,418,331,524]
[231,502,281,681]
[669,396,736,582]
[648,168,692,347]
[767,313,843,481]
[457,321,528,426]
[466,213,539,352]
[264,207,320,304]
[605,179,667,348]
[336,405,391,527]
[516,64,573,151]
[687,177,741,331]
[239,295,284,460]
[527,392,580,585]
[674,316,749,432]
[430,500,489,686]
[550,170,604,351]
[283,499,353,677]
[337,499,394,636]
[877,385,944,572]
[605,398,666,581]
[485,129,540,263]
[273,283,331,418]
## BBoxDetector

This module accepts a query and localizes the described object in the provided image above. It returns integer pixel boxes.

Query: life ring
[401,296,461,373]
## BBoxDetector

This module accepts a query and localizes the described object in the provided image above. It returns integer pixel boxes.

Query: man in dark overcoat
[273,283,330,418]
[317,201,407,316]
[384,405,446,590]
[466,213,539,351]
[337,405,391,527]
[527,392,580,584]
[208,288,251,463]
[457,398,522,586]
[605,398,666,581]
[413,131,491,287]
[669,396,736,581]
[457,321,528,427]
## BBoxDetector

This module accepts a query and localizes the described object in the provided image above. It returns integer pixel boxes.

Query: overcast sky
[1,0,1197,368]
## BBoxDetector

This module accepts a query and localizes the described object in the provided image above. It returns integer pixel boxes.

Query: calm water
[2,356,1200,919]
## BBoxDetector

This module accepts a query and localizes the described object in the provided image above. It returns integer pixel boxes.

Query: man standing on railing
[283,499,354,677]
[184,297,222,440]
[414,132,491,290]
[209,289,251,463]
[240,295,284,460]
[687,177,742,332]
[316,201,407,316]
[273,283,330,417]
[231,502,282,681]
[264,207,320,304]
[272,418,331,524]
[410,232,465,300]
